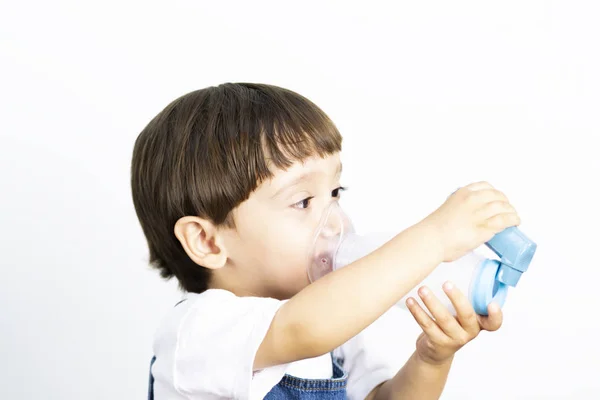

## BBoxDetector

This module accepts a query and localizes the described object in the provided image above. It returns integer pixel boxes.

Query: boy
[131,83,518,399]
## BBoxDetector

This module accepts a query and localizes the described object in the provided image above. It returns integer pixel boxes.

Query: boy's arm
[254,182,519,370]
[367,352,453,400]
[255,220,443,369]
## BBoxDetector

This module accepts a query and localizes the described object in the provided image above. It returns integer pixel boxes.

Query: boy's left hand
[406,281,503,365]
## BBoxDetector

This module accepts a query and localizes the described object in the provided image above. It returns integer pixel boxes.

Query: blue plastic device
[469,226,537,315]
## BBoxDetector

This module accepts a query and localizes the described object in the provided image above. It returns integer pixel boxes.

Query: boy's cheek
[235,213,316,276]
[266,236,313,278]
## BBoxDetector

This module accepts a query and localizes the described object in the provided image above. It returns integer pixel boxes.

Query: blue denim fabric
[263,355,347,399]
[148,356,156,400]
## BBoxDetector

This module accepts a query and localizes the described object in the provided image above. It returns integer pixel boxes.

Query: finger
[477,201,516,220]
[418,286,464,339]
[483,212,521,232]
[450,183,492,201]
[405,297,447,342]
[467,188,510,207]
[477,302,504,331]
[464,181,495,191]
[442,281,480,335]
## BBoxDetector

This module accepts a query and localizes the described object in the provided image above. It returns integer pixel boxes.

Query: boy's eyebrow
[270,162,342,199]
[270,173,314,199]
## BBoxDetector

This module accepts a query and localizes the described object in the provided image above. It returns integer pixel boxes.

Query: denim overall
[147,300,348,399]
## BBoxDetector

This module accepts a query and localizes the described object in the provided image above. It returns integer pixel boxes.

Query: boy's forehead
[263,154,342,194]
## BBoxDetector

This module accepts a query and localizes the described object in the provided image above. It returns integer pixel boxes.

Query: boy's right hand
[424,181,520,263]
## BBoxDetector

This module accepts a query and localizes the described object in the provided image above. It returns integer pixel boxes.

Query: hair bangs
[248,88,343,185]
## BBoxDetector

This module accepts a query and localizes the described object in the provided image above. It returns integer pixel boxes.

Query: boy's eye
[332,186,346,198]
[292,187,345,210]
[294,197,314,209]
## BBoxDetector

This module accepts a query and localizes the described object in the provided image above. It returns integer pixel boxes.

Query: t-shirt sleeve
[340,306,419,400]
[170,290,290,400]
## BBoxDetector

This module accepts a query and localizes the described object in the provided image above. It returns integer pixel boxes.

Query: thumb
[476,303,503,331]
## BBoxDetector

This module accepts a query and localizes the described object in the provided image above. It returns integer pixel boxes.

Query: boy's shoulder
[150,289,293,398]
[154,289,285,345]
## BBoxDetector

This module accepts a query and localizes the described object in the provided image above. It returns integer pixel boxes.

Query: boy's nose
[319,202,351,239]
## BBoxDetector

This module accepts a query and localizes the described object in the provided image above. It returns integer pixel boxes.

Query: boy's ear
[174,216,228,270]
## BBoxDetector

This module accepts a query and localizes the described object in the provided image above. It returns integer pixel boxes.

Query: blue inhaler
[308,203,537,315]
[467,226,537,314]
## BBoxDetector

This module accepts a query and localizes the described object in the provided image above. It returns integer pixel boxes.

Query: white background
[1,1,599,399]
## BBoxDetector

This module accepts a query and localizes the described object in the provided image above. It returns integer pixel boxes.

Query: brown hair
[131,83,342,293]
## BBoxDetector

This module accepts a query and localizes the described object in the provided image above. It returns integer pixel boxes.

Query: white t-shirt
[151,289,406,400]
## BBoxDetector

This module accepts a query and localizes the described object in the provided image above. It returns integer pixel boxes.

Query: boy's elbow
[275,314,331,363]
[286,318,332,360]
[255,309,330,370]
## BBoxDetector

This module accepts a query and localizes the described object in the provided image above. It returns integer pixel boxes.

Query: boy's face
[217,152,344,299]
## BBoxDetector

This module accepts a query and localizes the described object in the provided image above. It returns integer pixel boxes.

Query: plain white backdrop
[1,1,599,399]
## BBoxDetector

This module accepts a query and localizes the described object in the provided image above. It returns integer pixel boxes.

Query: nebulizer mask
[308,201,537,315]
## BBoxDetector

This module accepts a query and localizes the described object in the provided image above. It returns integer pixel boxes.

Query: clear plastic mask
[307,202,354,283]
